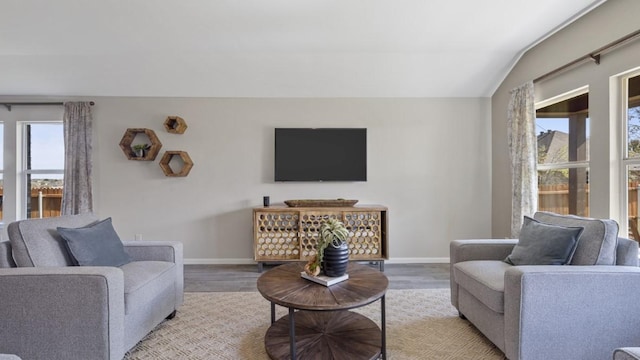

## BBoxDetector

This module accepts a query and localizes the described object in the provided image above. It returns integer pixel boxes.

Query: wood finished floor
[185,263,451,292]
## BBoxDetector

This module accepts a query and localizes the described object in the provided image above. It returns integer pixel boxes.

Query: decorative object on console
[263,196,270,207]
[164,116,188,134]
[285,199,358,207]
[159,151,194,177]
[119,128,163,161]
[304,218,350,277]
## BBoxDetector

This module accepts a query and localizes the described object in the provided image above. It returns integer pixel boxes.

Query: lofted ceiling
[0,0,605,98]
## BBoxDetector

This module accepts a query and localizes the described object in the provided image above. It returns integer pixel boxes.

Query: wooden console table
[253,204,388,271]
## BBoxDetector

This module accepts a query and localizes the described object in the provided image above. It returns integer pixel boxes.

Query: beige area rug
[125,289,506,359]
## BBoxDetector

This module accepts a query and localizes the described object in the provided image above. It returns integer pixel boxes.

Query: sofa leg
[458,311,467,320]
[166,310,177,320]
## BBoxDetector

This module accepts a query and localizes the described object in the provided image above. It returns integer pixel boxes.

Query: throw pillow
[504,216,584,266]
[57,217,131,267]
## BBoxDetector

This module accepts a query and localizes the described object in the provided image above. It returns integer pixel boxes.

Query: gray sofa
[450,212,640,360]
[0,214,183,360]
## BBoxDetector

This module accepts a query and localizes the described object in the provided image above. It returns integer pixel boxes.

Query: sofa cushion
[7,213,99,267]
[534,211,619,265]
[504,216,583,265]
[57,217,131,267]
[121,261,176,315]
[453,260,510,313]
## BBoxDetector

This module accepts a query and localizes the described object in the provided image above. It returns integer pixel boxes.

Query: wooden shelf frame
[119,128,162,161]
[159,150,194,177]
[164,116,188,134]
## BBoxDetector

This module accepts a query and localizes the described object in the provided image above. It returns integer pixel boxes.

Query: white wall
[491,0,640,237]
[0,97,491,263]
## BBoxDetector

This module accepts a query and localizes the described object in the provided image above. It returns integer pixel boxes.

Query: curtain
[61,102,93,215]
[507,81,537,237]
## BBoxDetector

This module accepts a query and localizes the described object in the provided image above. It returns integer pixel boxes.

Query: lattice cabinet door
[342,211,383,260]
[298,211,343,261]
[254,212,300,261]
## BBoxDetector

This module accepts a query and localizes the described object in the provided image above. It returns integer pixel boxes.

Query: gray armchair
[0,214,183,360]
[450,212,640,360]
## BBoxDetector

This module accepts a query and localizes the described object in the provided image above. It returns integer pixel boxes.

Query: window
[20,122,64,219]
[623,73,640,239]
[536,89,590,217]
[0,123,3,221]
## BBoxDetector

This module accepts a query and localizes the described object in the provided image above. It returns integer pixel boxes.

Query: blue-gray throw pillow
[57,217,131,267]
[504,216,584,266]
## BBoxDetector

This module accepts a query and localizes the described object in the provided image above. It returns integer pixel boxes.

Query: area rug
[125,289,506,359]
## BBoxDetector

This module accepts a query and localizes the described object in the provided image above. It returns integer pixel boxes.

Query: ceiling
[0,0,605,98]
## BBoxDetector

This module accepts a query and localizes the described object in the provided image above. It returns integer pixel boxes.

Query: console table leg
[379,261,384,272]
[289,308,296,360]
[258,262,264,273]
[381,295,386,359]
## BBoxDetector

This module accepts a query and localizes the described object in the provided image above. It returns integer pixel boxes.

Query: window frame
[535,86,591,216]
[620,69,640,239]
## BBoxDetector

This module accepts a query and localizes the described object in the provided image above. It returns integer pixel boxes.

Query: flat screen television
[274,128,367,182]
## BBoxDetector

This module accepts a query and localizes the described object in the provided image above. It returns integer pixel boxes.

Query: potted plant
[304,218,350,277]
[132,143,150,158]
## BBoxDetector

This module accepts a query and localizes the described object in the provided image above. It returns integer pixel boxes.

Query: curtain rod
[1,101,95,112]
[534,28,640,83]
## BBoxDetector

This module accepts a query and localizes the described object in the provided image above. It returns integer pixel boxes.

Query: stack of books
[300,272,349,286]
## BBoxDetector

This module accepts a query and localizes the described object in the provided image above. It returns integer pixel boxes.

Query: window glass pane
[538,168,589,216]
[626,74,640,240]
[628,75,640,158]
[27,174,63,219]
[27,123,64,170]
[628,165,640,240]
[536,92,590,217]
[25,123,63,219]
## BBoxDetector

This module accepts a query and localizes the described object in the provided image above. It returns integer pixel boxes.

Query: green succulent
[133,143,149,151]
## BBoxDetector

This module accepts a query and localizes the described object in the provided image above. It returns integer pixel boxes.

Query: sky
[0,123,65,173]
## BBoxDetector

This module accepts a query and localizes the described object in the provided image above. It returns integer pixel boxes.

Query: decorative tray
[284,199,358,207]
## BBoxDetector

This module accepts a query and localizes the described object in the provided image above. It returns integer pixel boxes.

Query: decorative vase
[322,242,349,277]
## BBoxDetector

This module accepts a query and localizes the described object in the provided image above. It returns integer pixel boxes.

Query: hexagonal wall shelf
[164,116,188,134]
[159,151,194,177]
[119,128,163,161]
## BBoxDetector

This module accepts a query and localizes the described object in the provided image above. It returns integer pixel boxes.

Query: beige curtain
[507,81,537,237]
[61,102,93,215]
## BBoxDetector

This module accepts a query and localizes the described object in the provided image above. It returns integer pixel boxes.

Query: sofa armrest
[449,239,517,308]
[122,240,183,263]
[504,266,640,360]
[123,241,184,307]
[0,267,125,360]
[450,239,518,264]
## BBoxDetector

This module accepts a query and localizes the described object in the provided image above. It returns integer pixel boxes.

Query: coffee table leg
[271,302,276,324]
[381,295,386,359]
[289,308,296,360]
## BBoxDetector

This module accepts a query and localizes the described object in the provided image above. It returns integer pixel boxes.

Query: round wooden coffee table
[257,262,389,360]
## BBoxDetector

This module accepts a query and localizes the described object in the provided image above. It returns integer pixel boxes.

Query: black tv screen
[275,128,367,181]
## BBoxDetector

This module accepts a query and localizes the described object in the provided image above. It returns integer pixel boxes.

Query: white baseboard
[184,257,450,265]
